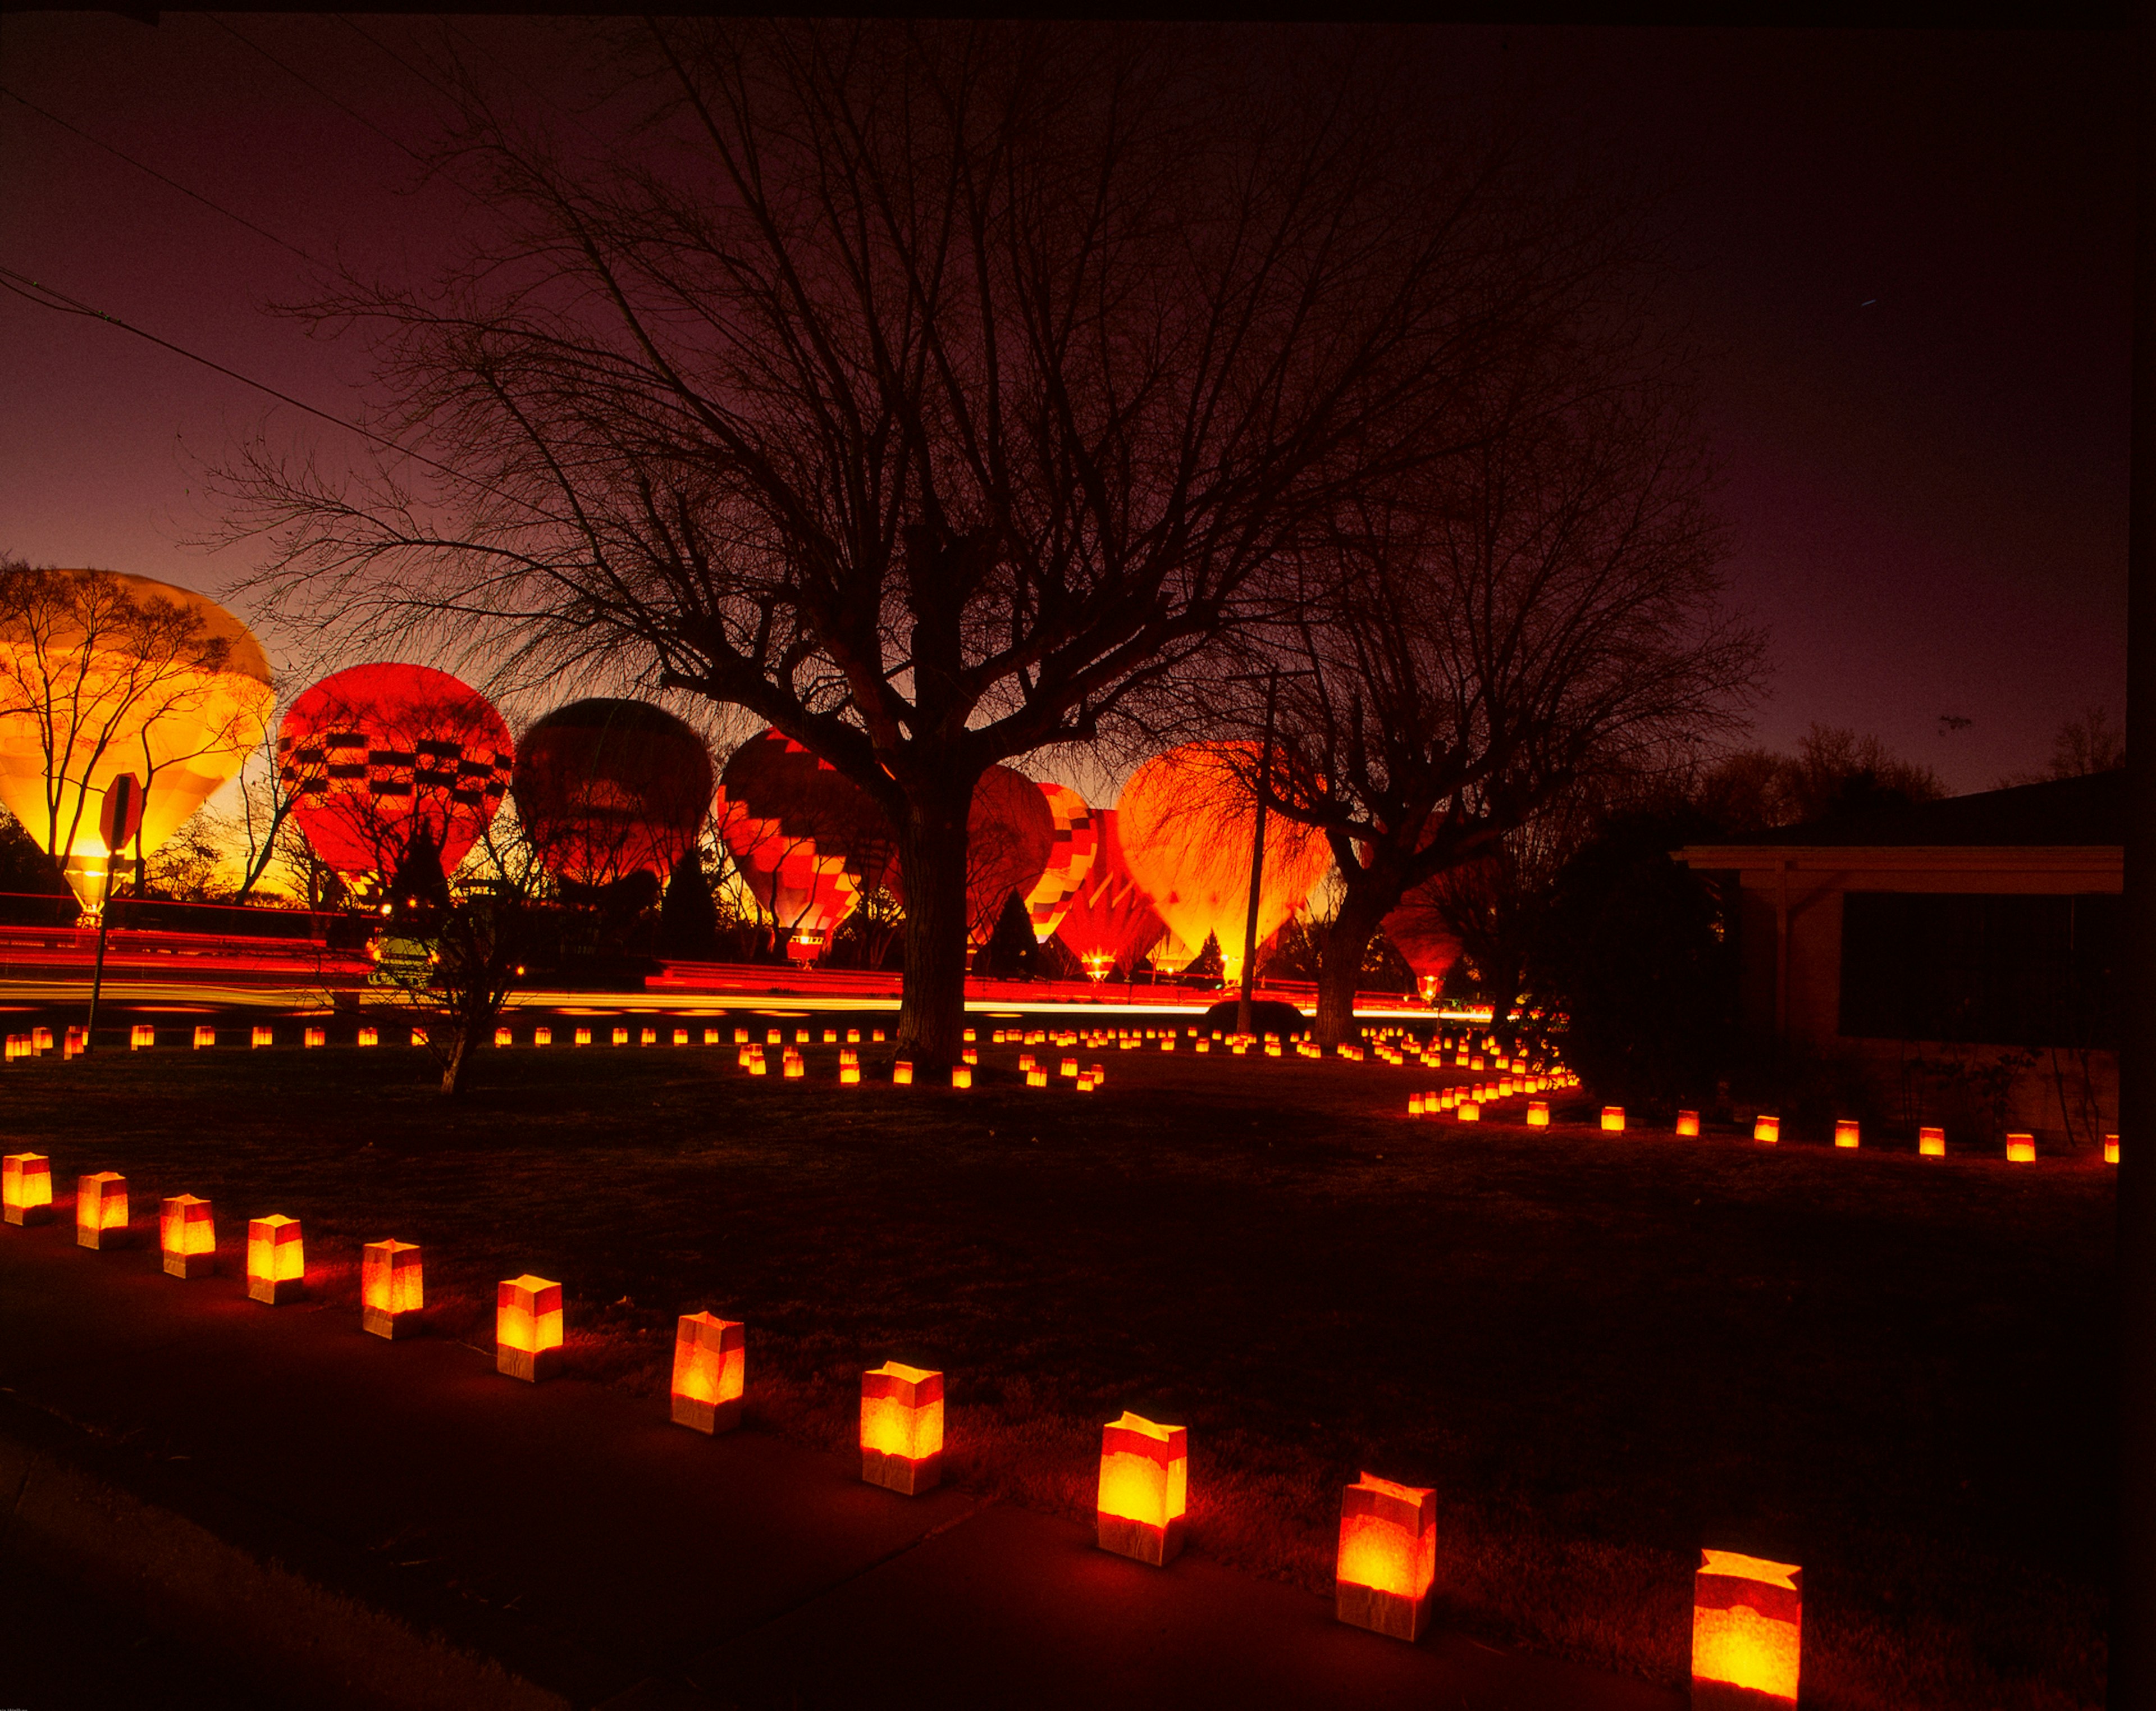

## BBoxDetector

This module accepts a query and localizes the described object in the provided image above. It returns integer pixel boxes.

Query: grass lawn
[0,1017,2114,1709]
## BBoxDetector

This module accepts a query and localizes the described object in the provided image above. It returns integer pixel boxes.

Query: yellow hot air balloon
[1115,741,1332,986]
[0,568,274,915]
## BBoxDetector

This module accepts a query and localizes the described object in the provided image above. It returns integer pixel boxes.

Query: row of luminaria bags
[4,1147,1802,1707]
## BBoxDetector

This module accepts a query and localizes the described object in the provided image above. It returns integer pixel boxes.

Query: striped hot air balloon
[1024,782,1099,943]
[716,730,893,962]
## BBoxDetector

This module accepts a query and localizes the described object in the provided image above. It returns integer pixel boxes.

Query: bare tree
[1697,724,1945,833]
[1233,357,1761,1045]
[217,22,1630,1062]
[2046,705,2125,779]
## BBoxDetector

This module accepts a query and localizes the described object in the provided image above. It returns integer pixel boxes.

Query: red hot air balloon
[717,730,896,961]
[1382,872,1468,1003]
[884,765,1056,950]
[1116,742,1332,985]
[1024,782,1100,943]
[513,700,715,887]
[1054,809,1167,980]
[278,664,513,882]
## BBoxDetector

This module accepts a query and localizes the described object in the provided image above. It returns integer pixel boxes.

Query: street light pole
[1234,669,1279,1039]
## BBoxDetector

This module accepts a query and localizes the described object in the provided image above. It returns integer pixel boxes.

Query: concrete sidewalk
[0,1211,1682,1711]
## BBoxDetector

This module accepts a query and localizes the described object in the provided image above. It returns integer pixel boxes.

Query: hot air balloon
[1115,742,1332,985]
[1382,872,1468,1003]
[1053,808,1167,980]
[882,764,1057,952]
[717,730,895,961]
[278,665,513,887]
[1024,782,1099,943]
[0,569,275,914]
[513,700,715,887]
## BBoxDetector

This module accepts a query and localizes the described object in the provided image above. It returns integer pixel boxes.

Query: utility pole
[1234,670,1279,1040]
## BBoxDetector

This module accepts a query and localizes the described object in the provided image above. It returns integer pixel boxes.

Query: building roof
[1687,768,2126,851]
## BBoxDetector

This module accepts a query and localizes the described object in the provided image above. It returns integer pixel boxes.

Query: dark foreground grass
[0,1029,2112,1709]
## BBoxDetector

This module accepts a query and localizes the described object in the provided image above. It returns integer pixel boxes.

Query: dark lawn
[0,1019,2114,1709]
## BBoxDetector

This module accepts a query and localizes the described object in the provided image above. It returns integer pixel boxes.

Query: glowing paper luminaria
[1692,1549,1801,1710]
[362,1239,423,1338]
[130,1025,154,1050]
[1526,1101,1549,1128]
[1335,1472,1437,1641]
[1752,1116,1780,1144]
[1919,1126,1945,1157]
[497,1274,564,1381]
[76,1171,128,1249]
[246,1215,304,1304]
[1676,1110,1701,1137]
[3,1153,52,1225]
[1097,1411,1187,1566]
[671,1312,746,1435]
[860,1361,944,1494]
[1834,1120,1860,1149]
[159,1194,215,1279]
[193,1026,215,1049]
[2006,1133,2036,1164]
[2106,1133,2120,1165]
[1600,1107,1625,1133]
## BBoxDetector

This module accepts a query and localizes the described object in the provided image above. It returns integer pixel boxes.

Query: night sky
[0,17,2130,794]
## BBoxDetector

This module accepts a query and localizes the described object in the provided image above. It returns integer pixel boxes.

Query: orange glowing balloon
[1115,742,1332,982]
[1053,808,1167,979]
[0,569,273,911]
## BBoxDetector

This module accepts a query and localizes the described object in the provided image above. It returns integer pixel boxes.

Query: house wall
[1698,846,2122,1149]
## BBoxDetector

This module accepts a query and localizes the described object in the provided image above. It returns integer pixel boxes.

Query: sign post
[85,773,143,1051]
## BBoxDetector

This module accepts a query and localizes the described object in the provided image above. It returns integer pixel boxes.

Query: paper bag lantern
[962,1048,979,1065]
[362,1239,423,1338]
[1027,1066,1048,1088]
[1456,1102,1480,1122]
[1676,1110,1701,1137]
[671,1312,746,1434]
[3,1153,53,1226]
[1526,1101,1549,1128]
[640,1028,657,1046]
[1601,1107,1625,1133]
[495,1026,514,1047]
[674,1029,689,1046]
[246,1215,304,1304]
[1097,1411,1187,1566]
[575,1028,592,1046]
[860,1362,943,1494]
[612,1027,629,1046]
[734,1028,750,1044]
[359,1026,380,1046]
[894,1060,913,1085]
[533,1026,552,1047]
[2105,1133,2119,1165]
[841,1061,861,1085]
[76,1171,128,1249]
[33,1026,53,1052]
[160,1195,215,1279]
[2006,1133,2036,1163]
[1918,1125,1945,1157]
[825,1029,839,1044]
[1752,1116,1780,1144]
[251,1025,273,1048]
[1834,1120,1860,1149]
[1408,1094,1424,1117]
[951,1064,972,1089]
[1692,1549,1801,1709]
[410,1028,427,1046]
[130,1025,155,1050]
[193,1026,216,1049]
[873,1028,887,1043]
[304,1027,326,1048]
[783,1048,805,1079]
[847,1029,860,1044]
[1335,1473,1436,1641]
[497,1275,564,1381]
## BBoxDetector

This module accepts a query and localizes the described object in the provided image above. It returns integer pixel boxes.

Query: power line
[2,87,321,266]
[335,15,460,106]
[208,15,430,167]
[0,264,538,516]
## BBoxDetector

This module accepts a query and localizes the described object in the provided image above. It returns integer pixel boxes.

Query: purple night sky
[0,18,2129,794]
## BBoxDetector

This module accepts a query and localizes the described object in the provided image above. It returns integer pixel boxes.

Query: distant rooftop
[1692,768,2126,850]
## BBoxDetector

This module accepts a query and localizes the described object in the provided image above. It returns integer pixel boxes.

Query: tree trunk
[1315,882,1392,1048]
[440,1025,473,1096]
[896,775,975,1067]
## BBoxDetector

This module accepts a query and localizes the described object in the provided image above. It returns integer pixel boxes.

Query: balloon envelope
[0,569,274,910]
[1115,742,1332,984]
[1382,875,1467,998]
[716,729,891,959]
[514,699,714,887]
[1053,808,1166,978]
[1024,782,1100,943]
[279,664,513,882]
